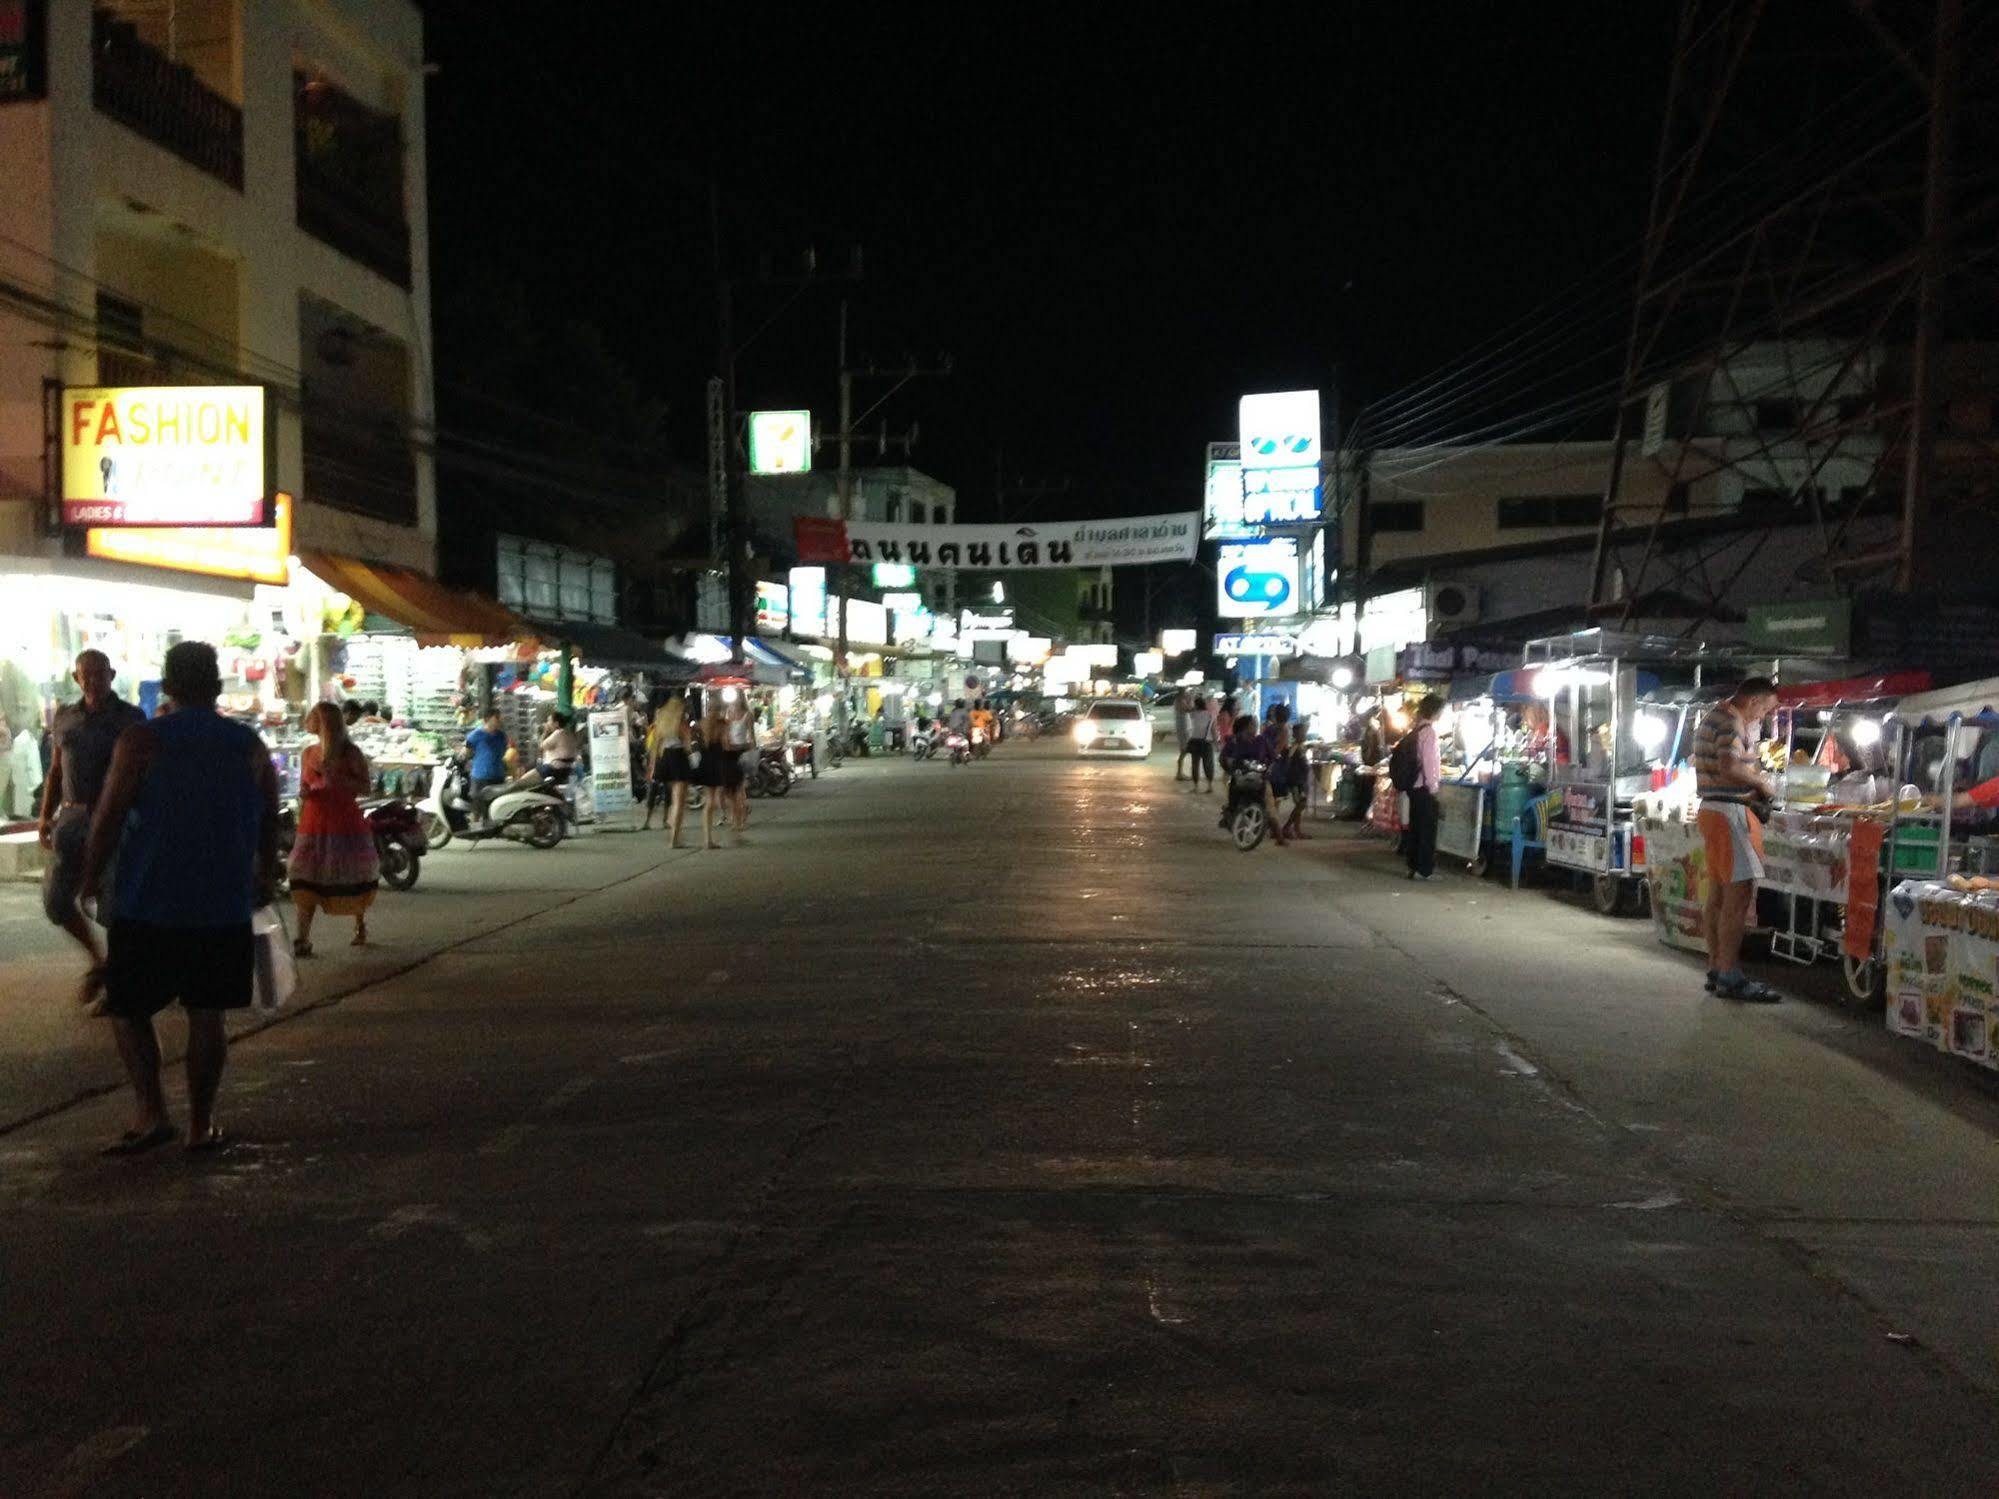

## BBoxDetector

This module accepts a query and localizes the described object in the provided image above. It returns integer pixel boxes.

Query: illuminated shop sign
[62,385,269,527]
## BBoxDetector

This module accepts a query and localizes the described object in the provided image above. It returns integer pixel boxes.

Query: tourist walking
[695,699,732,850]
[1172,690,1192,780]
[647,695,697,846]
[722,693,757,839]
[288,702,380,955]
[78,641,278,1155]
[1184,694,1216,791]
[37,649,144,1007]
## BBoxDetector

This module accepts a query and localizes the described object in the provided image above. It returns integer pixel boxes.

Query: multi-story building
[1337,339,1993,647]
[0,0,438,743]
[745,463,959,621]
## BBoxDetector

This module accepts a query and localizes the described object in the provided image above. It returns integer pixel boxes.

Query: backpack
[1388,729,1421,791]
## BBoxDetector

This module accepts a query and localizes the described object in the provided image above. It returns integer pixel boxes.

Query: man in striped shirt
[1694,676,1780,1002]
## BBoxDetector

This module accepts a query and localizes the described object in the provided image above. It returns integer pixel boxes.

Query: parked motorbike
[1223,764,1270,851]
[362,797,426,890]
[746,745,795,799]
[420,752,571,850]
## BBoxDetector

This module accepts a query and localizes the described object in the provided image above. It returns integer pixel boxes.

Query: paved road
[3,744,1997,1496]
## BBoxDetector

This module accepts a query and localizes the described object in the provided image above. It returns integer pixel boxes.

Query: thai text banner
[795,512,1199,570]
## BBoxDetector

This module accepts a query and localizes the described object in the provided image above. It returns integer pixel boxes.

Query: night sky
[424,8,1673,506]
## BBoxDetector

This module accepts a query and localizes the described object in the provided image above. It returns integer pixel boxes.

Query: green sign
[872,562,916,587]
[1747,599,1851,655]
[747,410,811,475]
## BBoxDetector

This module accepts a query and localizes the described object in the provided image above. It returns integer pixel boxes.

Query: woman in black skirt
[644,696,698,847]
[696,700,736,850]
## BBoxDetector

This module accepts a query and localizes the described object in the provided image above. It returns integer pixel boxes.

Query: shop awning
[518,616,697,679]
[299,552,524,648]
[1775,670,1931,712]
[1889,674,1999,727]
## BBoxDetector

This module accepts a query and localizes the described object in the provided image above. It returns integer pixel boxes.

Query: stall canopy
[300,552,523,648]
[1775,670,1931,711]
[518,617,697,679]
[1889,675,1999,727]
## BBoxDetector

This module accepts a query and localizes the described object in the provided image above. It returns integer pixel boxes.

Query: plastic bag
[250,904,298,1013]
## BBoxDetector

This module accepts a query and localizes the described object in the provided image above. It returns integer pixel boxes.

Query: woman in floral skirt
[289,701,380,955]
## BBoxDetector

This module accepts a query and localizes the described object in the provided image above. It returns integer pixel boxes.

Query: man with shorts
[1694,676,1781,1003]
[80,642,278,1155]
[36,650,144,1006]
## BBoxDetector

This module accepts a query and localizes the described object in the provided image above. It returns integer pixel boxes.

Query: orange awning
[298,551,524,648]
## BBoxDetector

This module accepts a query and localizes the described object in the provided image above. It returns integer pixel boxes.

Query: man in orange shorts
[1693,676,1780,1002]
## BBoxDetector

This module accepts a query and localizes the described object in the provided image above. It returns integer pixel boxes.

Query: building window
[299,294,417,525]
[1666,482,1691,515]
[908,503,925,524]
[294,70,411,287]
[1366,501,1424,534]
[95,291,151,386]
[885,497,901,522]
[1497,495,1603,529]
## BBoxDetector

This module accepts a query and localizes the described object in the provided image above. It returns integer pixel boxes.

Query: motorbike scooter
[943,728,973,766]
[1221,763,1271,851]
[909,723,936,761]
[361,796,427,889]
[421,752,570,850]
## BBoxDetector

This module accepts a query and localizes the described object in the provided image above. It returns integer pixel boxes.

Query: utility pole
[825,309,949,738]
[1897,0,1959,591]
[709,192,860,664]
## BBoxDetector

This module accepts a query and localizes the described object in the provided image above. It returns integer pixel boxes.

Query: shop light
[991,581,1006,604]
[1329,665,1355,689]
[928,692,944,707]
[1074,720,1098,744]
[1852,717,1883,748]
[721,686,742,702]
[816,693,834,712]
[1632,712,1669,751]
[1533,665,1612,696]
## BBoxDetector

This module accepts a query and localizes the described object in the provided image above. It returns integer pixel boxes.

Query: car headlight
[1075,722,1097,744]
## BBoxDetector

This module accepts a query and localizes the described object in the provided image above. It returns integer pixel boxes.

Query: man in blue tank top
[80,641,279,1155]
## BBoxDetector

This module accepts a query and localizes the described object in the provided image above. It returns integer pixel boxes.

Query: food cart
[1752,672,1931,995]
[1435,672,1551,878]
[1844,676,1999,1023]
[1521,631,1715,915]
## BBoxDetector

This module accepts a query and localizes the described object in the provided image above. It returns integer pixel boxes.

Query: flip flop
[101,1123,177,1157]
[185,1128,226,1154]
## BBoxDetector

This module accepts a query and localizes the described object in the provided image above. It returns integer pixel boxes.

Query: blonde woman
[289,701,379,954]
[648,695,697,847]
[695,698,731,850]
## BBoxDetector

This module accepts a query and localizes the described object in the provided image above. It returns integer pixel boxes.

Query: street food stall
[1435,671,1552,878]
[1522,631,1708,915]
[1851,678,1999,1044]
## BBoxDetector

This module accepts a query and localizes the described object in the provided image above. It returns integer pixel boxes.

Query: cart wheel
[1591,873,1625,915]
[1842,953,1884,1006]
[1468,855,1490,879]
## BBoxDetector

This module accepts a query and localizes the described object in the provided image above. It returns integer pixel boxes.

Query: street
[4,743,1998,1497]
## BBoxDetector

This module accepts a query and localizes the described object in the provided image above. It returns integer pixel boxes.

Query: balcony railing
[295,74,412,287]
[296,154,412,287]
[91,10,243,189]
[302,408,419,526]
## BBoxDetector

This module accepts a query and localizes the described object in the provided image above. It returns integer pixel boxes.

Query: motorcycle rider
[947,699,972,738]
[1218,713,1273,833]
[536,711,580,784]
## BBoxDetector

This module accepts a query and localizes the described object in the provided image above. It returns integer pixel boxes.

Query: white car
[1074,699,1153,758]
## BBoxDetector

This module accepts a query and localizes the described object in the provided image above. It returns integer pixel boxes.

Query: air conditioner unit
[1426,581,1482,631]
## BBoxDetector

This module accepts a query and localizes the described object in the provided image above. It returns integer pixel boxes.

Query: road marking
[1494,1041,1540,1077]
[542,1076,596,1111]
[1146,1272,1186,1327]
[1608,1191,1684,1211]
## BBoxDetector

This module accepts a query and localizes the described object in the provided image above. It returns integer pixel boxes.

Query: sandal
[101,1123,177,1157]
